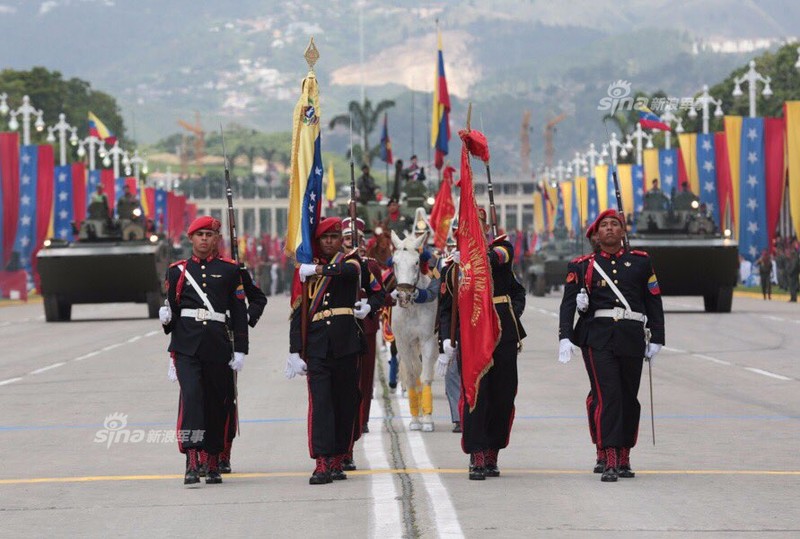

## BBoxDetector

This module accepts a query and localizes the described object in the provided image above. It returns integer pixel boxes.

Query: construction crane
[544,113,568,169]
[177,112,205,178]
[520,110,531,179]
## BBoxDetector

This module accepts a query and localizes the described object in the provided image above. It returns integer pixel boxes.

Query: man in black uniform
[160,215,249,486]
[357,164,379,204]
[439,209,527,480]
[558,209,665,482]
[286,217,363,485]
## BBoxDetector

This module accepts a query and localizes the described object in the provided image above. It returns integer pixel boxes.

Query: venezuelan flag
[430,29,450,170]
[88,112,116,146]
[636,105,671,131]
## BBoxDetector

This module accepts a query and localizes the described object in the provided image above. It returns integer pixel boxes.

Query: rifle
[348,114,357,241]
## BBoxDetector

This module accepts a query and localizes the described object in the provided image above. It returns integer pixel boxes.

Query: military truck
[629,186,739,313]
[37,196,171,322]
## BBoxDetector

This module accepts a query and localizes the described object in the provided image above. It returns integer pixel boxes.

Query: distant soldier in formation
[558,209,665,482]
[357,164,379,204]
[403,154,426,183]
[117,184,141,221]
[384,197,412,236]
[755,249,773,300]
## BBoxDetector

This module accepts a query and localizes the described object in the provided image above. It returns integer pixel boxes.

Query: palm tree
[329,98,395,166]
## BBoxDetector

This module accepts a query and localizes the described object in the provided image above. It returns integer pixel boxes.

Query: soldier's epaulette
[491,234,508,245]
[570,253,593,264]
[630,250,649,257]
[169,259,186,268]
[218,256,238,265]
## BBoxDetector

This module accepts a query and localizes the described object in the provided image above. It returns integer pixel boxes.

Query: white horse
[390,230,439,432]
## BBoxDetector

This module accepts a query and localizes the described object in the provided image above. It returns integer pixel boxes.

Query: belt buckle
[196,308,209,321]
[321,308,332,319]
[614,307,623,321]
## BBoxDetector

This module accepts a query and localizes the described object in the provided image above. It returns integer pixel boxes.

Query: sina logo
[598,80,633,114]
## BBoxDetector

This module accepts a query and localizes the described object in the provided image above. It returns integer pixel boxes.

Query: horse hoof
[422,422,434,432]
[409,420,422,431]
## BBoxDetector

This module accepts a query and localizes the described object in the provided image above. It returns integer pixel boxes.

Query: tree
[328,98,395,166]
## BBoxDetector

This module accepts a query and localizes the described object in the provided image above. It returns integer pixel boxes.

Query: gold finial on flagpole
[304,37,320,71]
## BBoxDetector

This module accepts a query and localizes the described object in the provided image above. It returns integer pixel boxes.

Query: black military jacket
[289,252,363,359]
[559,248,665,357]
[164,254,249,358]
[240,267,268,328]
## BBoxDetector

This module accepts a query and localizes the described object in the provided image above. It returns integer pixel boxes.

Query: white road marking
[393,392,464,539]
[664,346,687,354]
[692,354,731,366]
[101,343,122,352]
[73,351,101,361]
[744,368,792,381]
[144,330,160,337]
[29,362,65,375]
[127,336,141,343]
[0,377,22,386]
[363,394,402,538]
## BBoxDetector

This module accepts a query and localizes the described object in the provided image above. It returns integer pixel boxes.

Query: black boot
[329,455,348,481]
[601,447,618,482]
[309,456,332,485]
[205,453,223,484]
[593,446,606,473]
[184,449,201,486]
[484,449,500,477]
[218,443,232,474]
[342,452,357,471]
[618,447,635,478]
[362,422,369,434]
[197,450,208,477]
[452,422,462,433]
[469,451,486,480]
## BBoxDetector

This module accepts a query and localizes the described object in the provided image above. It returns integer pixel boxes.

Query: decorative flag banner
[72,162,87,225]
[379,112,393,164]
[143,186,155,221]
[88,112,117,146]
[430,164,455,248]
[586,173,599,223]
[54,165,74,240]
[637,105,672,131]
[115,176,125,207]
[33,145,55,281]
[724,116,743,238]
[784,102,800,241]
[455,128,500,412]
[738,117,767,260]
[658,147,678,194]
[573,176,588,230]
[696,133,720,225]
[14,145,39,274]
[100,169,115,213]
[86,169,100,211]
[554,180,566,229]
[0,132,20,268]
[642,148,660,190]
[544,181,558,232]
[325,161,336,205]
[285,64,323,264]
[560,180,573,233]
[632,164,645,226]
[764,117,785,251]
[430,29,451,170]
[617,164,634,218]
[594,164,609,213]
[678,132,699,194]
[154,187,167,234]
[532,189,545,234]
[714,132,734,229]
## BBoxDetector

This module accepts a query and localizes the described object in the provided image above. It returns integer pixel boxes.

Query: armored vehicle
[37,196,170,322]
[527,221,588,296]
[630,186,738,313]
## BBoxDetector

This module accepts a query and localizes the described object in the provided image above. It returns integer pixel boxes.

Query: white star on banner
[309,216,314,224]
[707,202,715,213]
[663,156,673,166]
[747,175,758,188]
[749,245,758,258]
[21,153,30,164]
[309,192,316,202]
[590,197,596,206]
[314,167,322,177]
[747,128,758,141]
[58,173,67,183]
[59,228,68,238]
[748,151,758,164]
[59,209,68,220]
[308,204,313,213]
[747,221,759,234]
[636,187,644,197]
[664,174,674,185]
[702,139,712,151]
[20,236,30,248]
[21,174,30,185]
[747,198,758,211]
[704,181,715,193]
[20,214,31,226]
[58,192,68,202]
[635,169,643,179]
[703,160,714,172]
[21,195,31,206]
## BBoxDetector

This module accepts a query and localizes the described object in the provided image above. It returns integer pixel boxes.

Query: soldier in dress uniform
[286,217,364,485]
[159,215,249,486]
[558,208,665,482]
[439,208,527,480]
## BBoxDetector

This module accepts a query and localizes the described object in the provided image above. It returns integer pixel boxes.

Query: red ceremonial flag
[186,202,197,229]
[0,132,20,267]
[32,144,54,288]
[125,177,138,196]
[714,132,734,228]
[72,162,87,225]
[455,128,501,411]
[100,169,115,215]
[429,164,456,248]
[677,147,689,190]
[764,117,785,250]
[144,187,155,220]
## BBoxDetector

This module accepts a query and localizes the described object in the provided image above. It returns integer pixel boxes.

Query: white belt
[181,308,226,323]
[594,307,647,323]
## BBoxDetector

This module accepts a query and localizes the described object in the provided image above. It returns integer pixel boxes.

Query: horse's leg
[420,333,439,432]
[395,331,421,430]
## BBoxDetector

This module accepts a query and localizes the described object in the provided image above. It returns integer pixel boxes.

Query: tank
[629,186,739,313]
[527,220,588,296]
[36,197,171,322]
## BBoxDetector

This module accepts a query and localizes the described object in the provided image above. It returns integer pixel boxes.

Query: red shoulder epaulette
[571,253,593,264]
[630,250,649,257]
[218,256,238,265]
[169,259,186,268]
[491,234,508,245]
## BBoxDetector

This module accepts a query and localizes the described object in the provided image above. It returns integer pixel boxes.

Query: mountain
[1,0,799,173]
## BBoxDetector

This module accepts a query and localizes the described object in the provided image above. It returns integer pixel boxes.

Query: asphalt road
[0,293,798,538]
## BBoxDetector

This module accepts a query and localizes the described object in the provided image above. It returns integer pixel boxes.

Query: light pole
[106,141,126,178]
[45,113,79,167]
[554,160,568,185]
[659,107,684,149]
[688,85,723,134]
[732,60,772,118]
[625,124,653,166]
[607,132,626,166]
[585,143,601,172]
[7,95,45,145]
[77,135,107,171]
[130,150,145,181]
[0,93,8,116]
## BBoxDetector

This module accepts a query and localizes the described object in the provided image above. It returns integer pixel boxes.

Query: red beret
[315,217,343,239]
[187,216,221,236]
[586,209,625,238]
[342,217,365,235]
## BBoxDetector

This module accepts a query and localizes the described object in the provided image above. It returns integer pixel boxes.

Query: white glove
[298,263,318,283]
[229,351,245,372]
[558,338,577,364]
[167,358,177,382]
[451,250,461,264]
[443,338,457,360]
[159,305,172,325]
[354,299,372,319]
[576,288,589,312]
[435,353,450,378]
[390,289,400,301]
[285,352,307,379]
[646,343,662,362]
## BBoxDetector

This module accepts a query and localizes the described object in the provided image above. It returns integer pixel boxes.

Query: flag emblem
[647,274,660,295]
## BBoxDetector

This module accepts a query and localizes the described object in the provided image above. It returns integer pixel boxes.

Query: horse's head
[390,230,426,308]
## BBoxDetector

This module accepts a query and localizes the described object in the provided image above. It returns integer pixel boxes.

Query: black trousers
[306,352,359,458]
[581,346,643,449]
[175,353,235,455]
[460,341,519,454]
